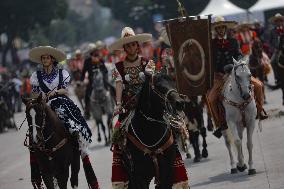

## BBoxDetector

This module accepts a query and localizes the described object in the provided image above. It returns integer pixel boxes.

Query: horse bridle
[24,100,65,157]
[233,63,252,98]
[149,74,180,114]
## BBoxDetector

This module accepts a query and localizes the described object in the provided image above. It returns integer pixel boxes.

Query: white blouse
[30,69,70,93]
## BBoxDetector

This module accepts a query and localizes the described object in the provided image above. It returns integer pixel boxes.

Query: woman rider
[29,46,99,189]
[110,27,189,189]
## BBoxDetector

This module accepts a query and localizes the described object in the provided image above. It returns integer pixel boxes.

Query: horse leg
[96,120,102,142]
[99,119,108,145]
[200,126,208,158]
[41,174,55,189]
[190,131,201,162]
[107,113,113,142]
[70,144,80,188]
[222,130,237,174]
[229,123,246,172]
[247,119,256,175]
[56,167,69,189]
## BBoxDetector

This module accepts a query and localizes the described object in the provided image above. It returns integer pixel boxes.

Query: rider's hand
[114,103,122,115]
[47,90,57,98]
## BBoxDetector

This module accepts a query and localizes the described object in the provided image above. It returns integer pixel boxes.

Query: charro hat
[87,43,97,54]
[108,27,152,52]
[236,21,254,31]
[95,40,106,50]
[212,16,238,30]
[29,46,66,64]
[269,13,284,23]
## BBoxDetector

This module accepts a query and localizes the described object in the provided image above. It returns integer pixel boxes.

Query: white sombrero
[95,40,106,50]
[108,27,152,52]
[212,16,238,30]
[269,13,284,23]
[29,46,66,63]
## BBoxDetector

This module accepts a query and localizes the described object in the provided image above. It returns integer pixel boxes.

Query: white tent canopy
[249,0,284,12]
[199,0,245,16]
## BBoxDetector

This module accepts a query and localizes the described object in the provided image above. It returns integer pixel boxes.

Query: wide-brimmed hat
[75,49,82,55]
[236,21,254,31]
[269,13,284,23]
[29,46,66,63]
[212,16,238,30]
[86,43,97,54]
[108,27,152,52]
[95,40,106,50]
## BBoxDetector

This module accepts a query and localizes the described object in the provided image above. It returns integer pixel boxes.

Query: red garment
[237,30,257,55]
[69,58,84,72]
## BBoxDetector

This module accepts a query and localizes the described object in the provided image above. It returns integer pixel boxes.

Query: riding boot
[82,155,100,189]
[252,77,268,120]
[256,109,268,120]
[213,123,227,139]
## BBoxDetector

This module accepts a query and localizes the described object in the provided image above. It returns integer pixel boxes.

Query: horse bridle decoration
[24,100,66,157]
[149,74,180,114]
[233,63,253,98]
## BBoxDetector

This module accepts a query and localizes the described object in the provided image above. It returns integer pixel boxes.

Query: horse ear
[232,57,238,65]
[21,96,28,105]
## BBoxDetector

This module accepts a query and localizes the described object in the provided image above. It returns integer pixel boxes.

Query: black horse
[121,72,187,189]
[23,95,80,189]
[184,96,208,163]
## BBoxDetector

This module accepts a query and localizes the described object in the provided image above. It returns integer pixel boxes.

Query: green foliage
[0,0,68,40]
[97,0,209,31]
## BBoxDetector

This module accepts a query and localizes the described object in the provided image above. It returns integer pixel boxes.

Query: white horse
[222,57,257,175]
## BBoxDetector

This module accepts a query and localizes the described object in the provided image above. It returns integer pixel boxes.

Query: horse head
[138,71,185,116]
[22,94,47,145]
[232,56,252,100]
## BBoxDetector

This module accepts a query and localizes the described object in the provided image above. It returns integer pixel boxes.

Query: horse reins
[24,101,67,158]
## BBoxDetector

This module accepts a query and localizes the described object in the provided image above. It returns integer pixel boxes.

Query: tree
[97,0,209,33]
[0,0,68,65]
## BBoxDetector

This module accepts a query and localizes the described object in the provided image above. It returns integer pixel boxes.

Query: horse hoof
[248,169,256,175]
[237,164,247,172]
[202,149,208,158]
[193,156,201,163]
[97,137,101,142]
[186,153,191,159]
[231,168,238,174]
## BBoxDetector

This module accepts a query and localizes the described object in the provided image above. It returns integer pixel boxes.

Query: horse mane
[43,103,67,137]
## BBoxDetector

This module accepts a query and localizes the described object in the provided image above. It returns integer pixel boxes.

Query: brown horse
[249,39,269,82]
[23,95,80,189]
[249,39,271,102]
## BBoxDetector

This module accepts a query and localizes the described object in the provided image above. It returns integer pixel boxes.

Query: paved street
[0,83,284,189]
